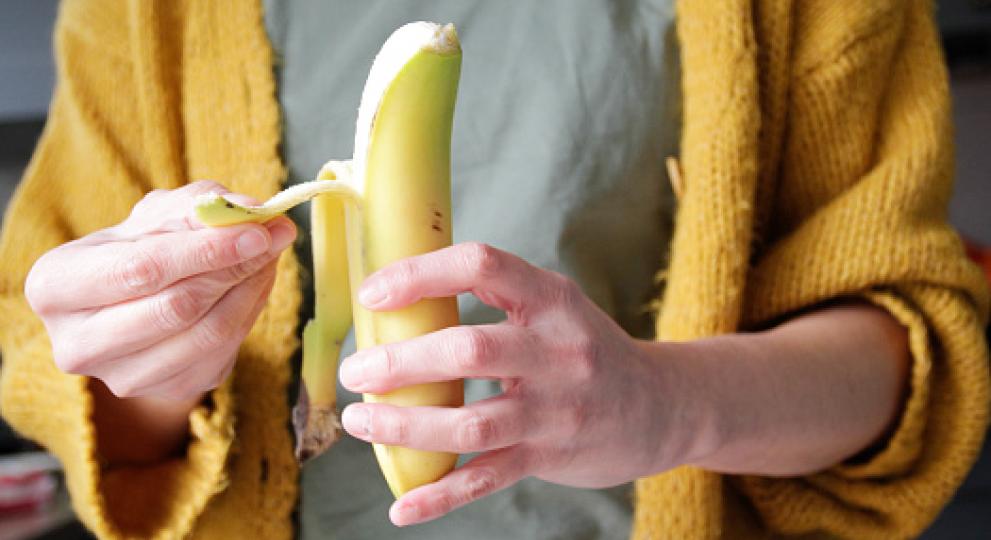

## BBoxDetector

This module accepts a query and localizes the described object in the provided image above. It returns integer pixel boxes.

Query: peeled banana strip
[194,161,357,227]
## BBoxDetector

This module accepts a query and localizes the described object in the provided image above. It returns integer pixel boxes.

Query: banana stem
[293,321,341,462]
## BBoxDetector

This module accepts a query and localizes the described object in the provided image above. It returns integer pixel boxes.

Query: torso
[262,1,679,537]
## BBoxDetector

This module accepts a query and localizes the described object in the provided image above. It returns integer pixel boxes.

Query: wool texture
[0,1,987,539]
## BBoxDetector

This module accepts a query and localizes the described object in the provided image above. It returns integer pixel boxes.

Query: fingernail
[236,229,269,259]
[342,405,370,437]
[358,280,388,307]
[338,352,367,391]
[392,502,420,526]
[268,221,296,253]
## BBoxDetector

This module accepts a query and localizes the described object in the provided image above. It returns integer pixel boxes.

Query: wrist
[90,378,203,467]
[633,338,730,476]
[638,331,780,475]
[638,303,911,478]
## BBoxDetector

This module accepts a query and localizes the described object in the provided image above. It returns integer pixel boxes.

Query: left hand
[338,242,685,526]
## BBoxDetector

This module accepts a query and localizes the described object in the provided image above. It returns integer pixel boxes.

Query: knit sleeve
[0,2,235,538]
[734,1,990,537]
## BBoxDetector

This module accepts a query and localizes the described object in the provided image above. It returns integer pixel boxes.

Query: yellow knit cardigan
[0,1,987,538]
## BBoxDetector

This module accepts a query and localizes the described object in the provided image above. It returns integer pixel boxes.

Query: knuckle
[226,261,253,282]
[106,379,142,399]
[381,409,409,444]
[434,490,458,515]
[225,255,267,282]
[462,468,498,502]
[114,252,165,295]
[457,327,495,371]
[456,411,496,452]
[567,359,596,389]
[133,189,167,211]
[193,316,236,351]
[24,266,54,315]
[52,346,91,375]
[572,358,596,385]
[155,287,202,331]
[51,333,105,375]
[551,330,598,383]
[195,237,224,269]
[378,345,401,381]
[390,258,418,287]
[550,272,581,304]
[463,242,502,279]
[568,333,599,367]
[186,180,227,196]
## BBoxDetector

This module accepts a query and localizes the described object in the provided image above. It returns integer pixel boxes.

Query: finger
[357,242,564,316]
[131,351,234,402]
[339,324,539,393]
[117,180,237,235]
[135,269,275,400]
[58,235,287,365]
[92,260,278,399]
[390,447,529,527]
[39,216,294,311]
[341,395,528,453]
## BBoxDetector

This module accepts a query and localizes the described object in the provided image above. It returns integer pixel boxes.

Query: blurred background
[1,1,989,539]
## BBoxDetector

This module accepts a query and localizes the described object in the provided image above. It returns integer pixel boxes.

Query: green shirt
[262,1,679,538]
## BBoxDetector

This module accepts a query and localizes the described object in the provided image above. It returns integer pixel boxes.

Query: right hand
[25,181,296,401]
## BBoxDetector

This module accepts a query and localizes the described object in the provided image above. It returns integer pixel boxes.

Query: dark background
[1,1,990,538]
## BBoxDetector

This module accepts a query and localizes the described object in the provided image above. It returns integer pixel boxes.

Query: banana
[194,22,464,497]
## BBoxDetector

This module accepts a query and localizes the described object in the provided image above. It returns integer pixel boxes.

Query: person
[0,1,987,539]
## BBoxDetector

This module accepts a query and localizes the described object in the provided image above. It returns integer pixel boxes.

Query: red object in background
[965,239,991,287]
[0,452,59,515]
[0,471,56,514]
